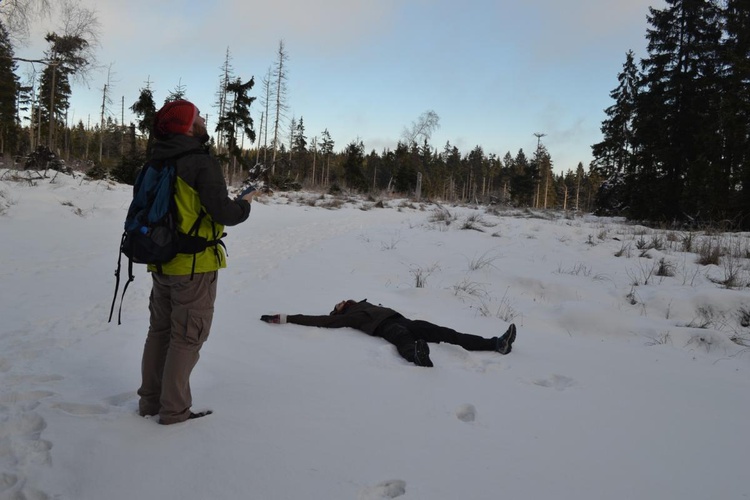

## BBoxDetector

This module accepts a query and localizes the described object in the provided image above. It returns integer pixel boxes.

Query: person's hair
[330,299,357,315]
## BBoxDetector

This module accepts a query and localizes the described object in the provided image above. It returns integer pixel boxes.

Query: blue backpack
[109,149,216,324]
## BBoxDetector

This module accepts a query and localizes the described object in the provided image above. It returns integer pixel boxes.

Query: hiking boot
[159,410,213,425]
[413,339,433,367]
[188,410,213,420]
[496,324,517,354]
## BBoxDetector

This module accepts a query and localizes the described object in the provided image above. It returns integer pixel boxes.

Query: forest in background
[1,0,749,227]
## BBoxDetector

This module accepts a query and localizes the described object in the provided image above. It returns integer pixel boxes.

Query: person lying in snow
[260,299,517,367]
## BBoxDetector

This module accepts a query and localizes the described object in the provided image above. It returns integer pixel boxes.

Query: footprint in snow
[532,374,576,391]
[104,391,138,407]
[0,390,56,404]
[456,403,477,422]
[358,479,407,499]
[51,402,109,416]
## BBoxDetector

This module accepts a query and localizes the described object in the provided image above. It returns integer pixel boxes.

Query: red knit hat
[153,99,198,138]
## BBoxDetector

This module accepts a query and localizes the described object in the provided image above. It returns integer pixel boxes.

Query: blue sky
[15,0,664,173]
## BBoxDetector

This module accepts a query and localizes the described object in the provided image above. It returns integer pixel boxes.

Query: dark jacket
[287,299,401,335]
[147,135,251,275]
[151,135,251,226]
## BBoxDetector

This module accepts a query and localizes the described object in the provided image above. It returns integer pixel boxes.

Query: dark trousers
[138,271,217,424]
[374,317,496,362]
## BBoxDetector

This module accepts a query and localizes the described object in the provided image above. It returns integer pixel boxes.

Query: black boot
[495,324,517,354]
[413,339,434,367]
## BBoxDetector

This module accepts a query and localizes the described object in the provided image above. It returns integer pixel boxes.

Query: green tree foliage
[318,128,334,185]
[721,0,750,226]
[130,86,156,137]
[342,140,368,192]
[393,142,419,194]
[591,50,640,178]
[510,149,535,206]
[215,77,256,168]
[592,0,749,226]
[39,32,90,149]
[0,20,19,155]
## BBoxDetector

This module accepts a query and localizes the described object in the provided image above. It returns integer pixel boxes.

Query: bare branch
[0,0,51,43]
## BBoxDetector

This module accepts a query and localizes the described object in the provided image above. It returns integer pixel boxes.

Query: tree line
[4,0,747,222]
[592,0,750,229]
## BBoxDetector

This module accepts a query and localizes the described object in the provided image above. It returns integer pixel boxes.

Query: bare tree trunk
[310,138,317,187]
[271,40,288,174]
[84,114,89,160]
[48,62,56,150]
[262,67,272,166]
[255,112,263,165]
[98,83,106,162]
[120,96,124,156]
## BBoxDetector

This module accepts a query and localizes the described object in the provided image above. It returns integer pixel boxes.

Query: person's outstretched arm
[260,313,350,328]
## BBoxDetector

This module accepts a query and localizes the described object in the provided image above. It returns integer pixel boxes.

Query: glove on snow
[260,314,286,324]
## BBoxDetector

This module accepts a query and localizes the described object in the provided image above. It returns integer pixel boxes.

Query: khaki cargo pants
[138,271,217,424]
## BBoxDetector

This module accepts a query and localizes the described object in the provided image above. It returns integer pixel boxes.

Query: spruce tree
[633,0,723,222]
[39,32,90,151]
[510,149,534,206]
[591,50,640,179]
[342,140,367,192]
[130,83,156,153]
[721,0,750,227]
[0,20,19,155]
[215,77,256,171]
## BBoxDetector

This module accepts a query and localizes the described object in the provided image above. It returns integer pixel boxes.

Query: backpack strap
[108,232,126,323]
[108,232,136,325]
[117,259,136,325]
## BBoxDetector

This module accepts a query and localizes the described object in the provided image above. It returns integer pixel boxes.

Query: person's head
[153,99,208,142]
[330,299,356,315]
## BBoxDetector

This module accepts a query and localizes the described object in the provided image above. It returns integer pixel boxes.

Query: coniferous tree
[510,149,534,206]
[0,20,19,155]
[39,32,89,150]
[465,146,486,201]
[633,0,723,222]
[130,83,156,152]
[291,116,308,180]
[292,116,306,154]
[393,141,419,194]
[318,128,334,185]
[342,140,367,192]
[592,50,640,178]
[533,144,555,208]
[721,0,750,227]
[443,143,462,200]
[215,77,256,176]
[164,80,187,103]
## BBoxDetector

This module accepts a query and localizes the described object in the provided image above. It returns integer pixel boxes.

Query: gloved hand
[260,314,286,324]
[236,184,257,201]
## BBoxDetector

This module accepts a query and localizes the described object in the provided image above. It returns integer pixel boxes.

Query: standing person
[138,99,258,424]
[260,299,517,367]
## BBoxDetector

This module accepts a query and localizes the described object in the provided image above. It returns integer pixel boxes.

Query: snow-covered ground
[1,169,749,500]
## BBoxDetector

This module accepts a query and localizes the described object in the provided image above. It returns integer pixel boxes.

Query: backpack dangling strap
[116,258,135,325]
[108,232,126,323]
